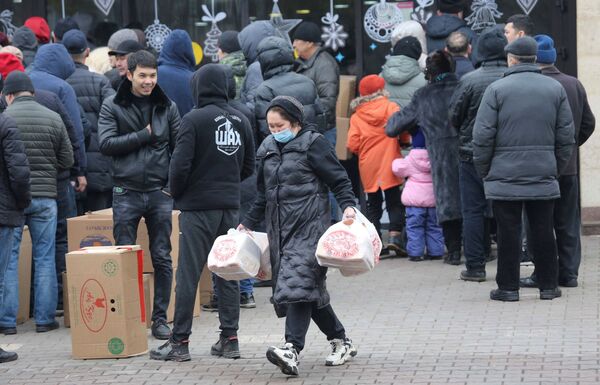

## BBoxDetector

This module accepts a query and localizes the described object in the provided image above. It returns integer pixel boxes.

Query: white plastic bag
[208,229,261,280]
[252,232,271,280]
[316,208,381,276]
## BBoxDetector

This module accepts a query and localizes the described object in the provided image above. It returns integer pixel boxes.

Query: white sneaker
[266,343,299,376]
[325,338,353,366]
[344,337,358,358]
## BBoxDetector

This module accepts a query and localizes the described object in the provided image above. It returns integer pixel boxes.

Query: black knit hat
[54,17,79,40]
[477,27,507,62]
[267,96,305,124]
[435,0,465,14]
[3,71,34,95]
[218,30,241,54]
[292,21,322,43]
[393,36,422,60]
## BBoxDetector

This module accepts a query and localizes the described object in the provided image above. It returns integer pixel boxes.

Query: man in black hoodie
[150,64,255,362]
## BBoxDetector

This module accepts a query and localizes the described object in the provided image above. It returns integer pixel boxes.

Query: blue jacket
[28,43,87,171]
[158,30,195,117]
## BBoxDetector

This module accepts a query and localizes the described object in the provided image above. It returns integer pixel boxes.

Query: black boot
[0,348,18,363]
[211,335,240,359]
[149,338,191,362]
[444,251,461,265]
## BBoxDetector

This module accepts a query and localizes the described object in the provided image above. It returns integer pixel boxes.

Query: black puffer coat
[0,113,31,227]
[386,74,461,223]
[242,127,355,316]
[67,63,115,192]
[254,37,326,138]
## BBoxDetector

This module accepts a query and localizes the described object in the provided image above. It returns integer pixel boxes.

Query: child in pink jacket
[392,133,445,261]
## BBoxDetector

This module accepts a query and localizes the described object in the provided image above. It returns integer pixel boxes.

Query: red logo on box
[80,279,108,333]
[323,231,359,259]
[213,239,237,262]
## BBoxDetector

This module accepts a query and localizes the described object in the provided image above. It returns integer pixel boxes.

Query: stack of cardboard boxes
[335,75,357,161]
[16,226,31,324]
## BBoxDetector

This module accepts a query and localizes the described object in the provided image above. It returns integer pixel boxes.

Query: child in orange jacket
[347,75,410,254]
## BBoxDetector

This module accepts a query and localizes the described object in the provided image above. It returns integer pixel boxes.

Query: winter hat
[218,31,241,54]
[505,36,538,57]
[477,27,507,62]
[24,17,51,44]
[393,36,422,60]
[391,21,427,52]
[108,40,144,56]
[62,29,88,54]
[0,53,24,79]
[0,46,24,62]
[534,34,556,64]
[54,17,80,41]
[435,0,465,14]
[267,95,305,124]
[359,75,385,96]
[2,70,34,95]
[292,21,322,43]
[107,28,138,50]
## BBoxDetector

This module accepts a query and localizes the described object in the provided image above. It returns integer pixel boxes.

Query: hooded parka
[158,30,196,117]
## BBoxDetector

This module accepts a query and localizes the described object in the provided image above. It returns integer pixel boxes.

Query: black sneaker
[266,343,299,376]
[519,276,538,288]
[444,251,461,265]
[149,339,191,362]
[211,335,241,359]
[540,287,562,300]
[460,269,486,282]
[0,326,17,335]
[201,295,219,312]
[151,321,172,340]
[0,348,18,363]
[36,320,59,333]
[240,293,256,309]
[490,289,519,302]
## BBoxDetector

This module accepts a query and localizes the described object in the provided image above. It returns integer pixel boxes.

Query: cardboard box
[336,117,352,161]
[198,267,213,306]
[63,271,70,328]
[336,75,357,118]
[16,226,32,324]
[66,246,148,359]
[67,209,180,273]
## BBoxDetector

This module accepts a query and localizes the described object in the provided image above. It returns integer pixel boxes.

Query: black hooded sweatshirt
[169,64,255,210]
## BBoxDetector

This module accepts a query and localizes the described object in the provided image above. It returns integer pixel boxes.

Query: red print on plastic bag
[79,279,108,333]
[323,230,359,259]
[213,239,237,262]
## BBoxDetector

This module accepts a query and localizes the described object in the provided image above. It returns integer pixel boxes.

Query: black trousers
[366,186,405,235]
[285,302,346,352]
[172,210,240,341]
[441,219,462,254]
[493,200,558,291]
[84,190,113,212]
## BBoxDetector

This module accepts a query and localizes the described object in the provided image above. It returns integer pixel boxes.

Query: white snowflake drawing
[410,0,434,24]
[145,0,172,52]
[321,0,348,51]
[363,0,404,43]
[202,0,227,62]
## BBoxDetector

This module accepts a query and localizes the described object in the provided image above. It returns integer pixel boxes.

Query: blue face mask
[272,128,296,143]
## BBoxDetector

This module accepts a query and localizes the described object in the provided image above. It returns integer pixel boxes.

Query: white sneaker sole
[266,347,299,376]
[326,344,357,366]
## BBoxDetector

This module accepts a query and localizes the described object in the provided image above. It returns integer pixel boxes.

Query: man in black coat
[0,112,30,362]
[98,50,180,340]
[519,35,596,289]
[449,27,507,282]
[150,64,254,362]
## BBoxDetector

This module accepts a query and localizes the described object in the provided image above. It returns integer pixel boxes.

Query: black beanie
[477,27,507,62]
[393,36,422,60]
[292,21,322,43]
[54,17,80,40]
[3,71,34,95]
[218,30,241,54]
[267,96,305,124]
[435,0,465,14]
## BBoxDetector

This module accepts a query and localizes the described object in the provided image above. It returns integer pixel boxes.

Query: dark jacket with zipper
[243,127,355,315]
[98,79,180,192]
[169,64,255,210]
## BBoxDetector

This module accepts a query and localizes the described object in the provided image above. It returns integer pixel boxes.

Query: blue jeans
[405,207,445,257]
[0,227,15,310]
[112,187,173,323]
[324,127,339,222]
[0,198,58,327]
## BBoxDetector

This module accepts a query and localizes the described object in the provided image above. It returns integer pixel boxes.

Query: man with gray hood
[12,26,37,67]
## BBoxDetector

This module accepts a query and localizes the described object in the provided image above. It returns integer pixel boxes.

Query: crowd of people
[0,0,596,378]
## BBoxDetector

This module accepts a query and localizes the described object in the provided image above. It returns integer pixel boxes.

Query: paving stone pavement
[1,236,599,385]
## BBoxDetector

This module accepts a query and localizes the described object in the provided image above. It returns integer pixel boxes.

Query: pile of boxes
[335,75,357,161]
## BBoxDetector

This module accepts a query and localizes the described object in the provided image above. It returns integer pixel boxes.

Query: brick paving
[1,236,600,385]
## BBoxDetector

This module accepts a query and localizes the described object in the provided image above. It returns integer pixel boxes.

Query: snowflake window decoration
[321,0,348,52]
[145,0,172,52]
[363,0,404,44]
[410,0,434,24]
[202,0,227,63]
[465,0,503,32]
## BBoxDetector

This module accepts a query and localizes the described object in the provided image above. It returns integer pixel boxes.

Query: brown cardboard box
[142,274,152,328]
[66,246,148,359]
[16,226,32,324]
[67,209,180,273]
[198,267,213,306]
[145,268,204,324]
[336,75,357,118]
[335,117,352,161]
[62,271,70,328]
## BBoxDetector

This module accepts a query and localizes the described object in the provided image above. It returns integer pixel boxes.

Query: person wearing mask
[240,96,357,376]
[504,14,534,44]
[381,36,427,109]
[218,30,246,100]
[445,31,474,79]
[426,0,476,55]
[519,35,596,289]
[98,50,180,340]
[158,30,195,118]
[386,51,463,266]
[107,40,144,91]
[0,71,73,334]
[473,37,575,301]
[450,27,508,282]
[63,30,115,212]
[150,63,255,362]
[0,108,31,362]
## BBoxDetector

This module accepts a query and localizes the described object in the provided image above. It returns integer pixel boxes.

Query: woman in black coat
[240,96,357,376]
[386,51,463,265]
